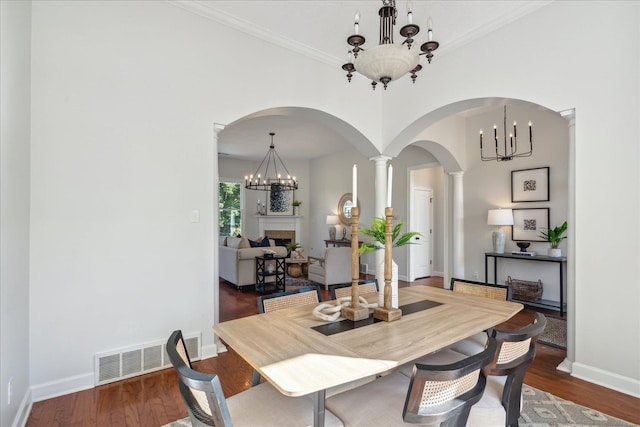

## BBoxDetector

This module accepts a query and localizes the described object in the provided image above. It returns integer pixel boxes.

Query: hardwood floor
[26,276,640,426]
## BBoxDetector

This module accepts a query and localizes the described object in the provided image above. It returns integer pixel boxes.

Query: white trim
[30,373,94,402]
[556,357,573,374]
[11,388,32,427]
[572,363,640,398]
[166,0,341,66]
[201,342,222,360]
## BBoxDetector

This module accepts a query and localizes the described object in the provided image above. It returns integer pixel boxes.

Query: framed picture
[267,184,293,216]
[511,167,550,202]
[512,208,549,241]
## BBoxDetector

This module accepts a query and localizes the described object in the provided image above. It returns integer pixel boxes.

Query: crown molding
[166,0,343,67]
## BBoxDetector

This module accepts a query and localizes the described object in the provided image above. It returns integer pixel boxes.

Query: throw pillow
[227,236,249,249]
[259,236,270,247]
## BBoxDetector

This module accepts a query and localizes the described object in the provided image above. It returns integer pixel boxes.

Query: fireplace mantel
[257,216,302,242]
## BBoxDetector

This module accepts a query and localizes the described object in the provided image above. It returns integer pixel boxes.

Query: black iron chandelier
[244,132,298,191]
[480,106,533,162]
[341,0,440,90]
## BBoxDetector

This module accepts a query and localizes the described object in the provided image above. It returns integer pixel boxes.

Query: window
[219,181,242,236]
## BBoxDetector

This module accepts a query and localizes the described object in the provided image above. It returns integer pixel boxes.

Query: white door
[410,188,432,280]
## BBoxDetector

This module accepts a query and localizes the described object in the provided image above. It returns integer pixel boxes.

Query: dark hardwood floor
[27,276,640,426]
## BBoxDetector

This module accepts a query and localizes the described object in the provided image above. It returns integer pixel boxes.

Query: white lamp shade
[487,209,514,226]
[354,44,420,82]
[326,215,340,225]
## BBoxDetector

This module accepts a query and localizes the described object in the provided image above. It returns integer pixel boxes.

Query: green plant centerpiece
[538,221,567,249]
[292,200,302,207]
[358,217,421,254]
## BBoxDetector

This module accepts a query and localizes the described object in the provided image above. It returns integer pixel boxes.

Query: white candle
[407,1,413,24]
[352,164,357,207]
[386,164,393,207]
[354,12,360,35]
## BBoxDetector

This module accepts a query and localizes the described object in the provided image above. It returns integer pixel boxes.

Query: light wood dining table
[213,285,523,427]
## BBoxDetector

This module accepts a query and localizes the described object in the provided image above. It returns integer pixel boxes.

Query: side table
[255,255,286,294]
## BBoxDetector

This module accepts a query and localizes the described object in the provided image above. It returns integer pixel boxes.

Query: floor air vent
[95,332,200,385]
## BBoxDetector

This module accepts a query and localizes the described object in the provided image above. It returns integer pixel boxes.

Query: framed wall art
[512,208,549,241]
[511,167,549,202]
[267,184,293,216]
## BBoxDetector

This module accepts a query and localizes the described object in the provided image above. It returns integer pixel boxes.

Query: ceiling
[171,1,552,161]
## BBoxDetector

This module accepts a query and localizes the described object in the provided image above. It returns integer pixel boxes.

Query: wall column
[450,171,465,280]
[213,123,226,354]
[557,108,575,373]
[370,156,391,303]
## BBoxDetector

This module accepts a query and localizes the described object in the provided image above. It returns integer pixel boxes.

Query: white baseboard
[11,388,32,427]
[572,362,640,398]
[201,341,222,359]
[30,372,94,402]
[556,357,573,373]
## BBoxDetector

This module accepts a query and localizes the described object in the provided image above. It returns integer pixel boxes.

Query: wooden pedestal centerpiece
[340,206,370,322]
[373,207,402,322]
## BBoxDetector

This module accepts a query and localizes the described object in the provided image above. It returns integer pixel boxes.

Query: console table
[485,252,567,316]
[324,239,362,248]
[255,255,286,294]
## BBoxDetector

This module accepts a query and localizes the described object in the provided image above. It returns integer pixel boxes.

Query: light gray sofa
[219,236,287,288]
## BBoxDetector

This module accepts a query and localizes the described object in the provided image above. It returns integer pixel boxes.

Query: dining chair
[166,330,344,427]
[451,277,512,301]
[324,337,497,426]
[330,279,379,300]
[257,287,321,314]
[466,312,547,427]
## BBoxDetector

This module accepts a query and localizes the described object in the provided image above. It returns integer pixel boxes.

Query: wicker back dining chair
[330,279,379,300]
[257,287,321,313]
[451,277,512,301]
[167,330,344,427]
[324,338,497,426]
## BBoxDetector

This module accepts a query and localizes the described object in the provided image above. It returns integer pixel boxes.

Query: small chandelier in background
[342,0,440,90]
[245,132,298,191]
[480,106,533,162]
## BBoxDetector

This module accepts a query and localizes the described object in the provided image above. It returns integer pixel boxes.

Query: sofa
[219,236,288,288]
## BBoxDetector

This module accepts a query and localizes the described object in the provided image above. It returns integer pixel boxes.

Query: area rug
[285,275,319,292]
[538,316,567,350]
[163,385,638,426]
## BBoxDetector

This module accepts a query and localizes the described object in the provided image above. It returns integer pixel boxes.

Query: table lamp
[487,208,513,254]
[326,215,340,240]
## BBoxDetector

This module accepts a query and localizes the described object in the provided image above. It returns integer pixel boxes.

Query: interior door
[410,188,433,280]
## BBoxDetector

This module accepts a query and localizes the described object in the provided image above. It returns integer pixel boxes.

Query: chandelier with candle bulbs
[341,0,440,90]
[245,132,298,191]
[480,106,533,162]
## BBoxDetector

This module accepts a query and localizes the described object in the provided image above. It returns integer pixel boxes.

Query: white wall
[1,1,32,425]
[27,0,381,400]
[463,106,569,300]
[383,1,640,395]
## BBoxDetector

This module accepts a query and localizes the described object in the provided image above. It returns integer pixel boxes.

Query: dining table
[213,285,523,427]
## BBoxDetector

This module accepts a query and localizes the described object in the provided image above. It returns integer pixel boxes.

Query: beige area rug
[163,385,638,426]
[538,316,567,350]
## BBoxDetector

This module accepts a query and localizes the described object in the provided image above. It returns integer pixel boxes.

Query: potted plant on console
[539,220,567,257]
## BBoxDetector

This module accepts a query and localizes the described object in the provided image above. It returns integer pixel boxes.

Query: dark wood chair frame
[484,312,547,427]
[403,337,498,425]
[167,330,233,427]
[329,279,379,300]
